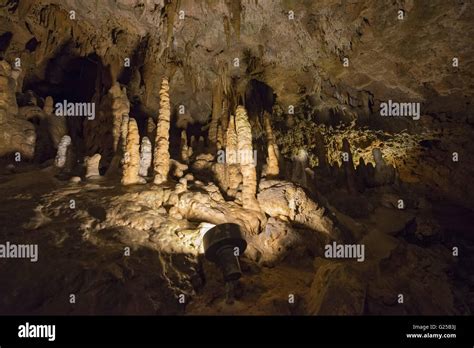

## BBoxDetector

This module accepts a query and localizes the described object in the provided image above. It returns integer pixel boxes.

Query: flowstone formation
[0,0,473,317]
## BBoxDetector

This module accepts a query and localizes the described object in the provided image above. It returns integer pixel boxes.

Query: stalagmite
[291,149,308,188]
[225,114,241,197]
[235,105,260,211]
[342,138,357,194]
[122,118,143,185]
[85,154,101,179]
[43,96,54,115]
[180,130,189,162]
[315,130,328,170]
[221,99,229,144]
[106,114,129,177]
[356,157,367,192]
[263,111,279,178]
[109,83,130,152]
[190,135,197,150]
[0,61,36,158]
[139,136,152,177]
[153,78,171,185]
[226,114,238,164]
[216,124,224,150]
[44,96,67,148]
[54,135,72,169]
[372,148,396,186]
[120,114,130,155]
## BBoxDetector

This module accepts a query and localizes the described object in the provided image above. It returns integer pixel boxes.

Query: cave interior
[0,0,473,315]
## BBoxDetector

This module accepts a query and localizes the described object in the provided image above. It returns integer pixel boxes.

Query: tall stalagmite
[109,83,130,153]
[235,105,260,211]
[122,118,142,185]
[225,114,241,197]
[153,78,171,185]
[263,111,279,178]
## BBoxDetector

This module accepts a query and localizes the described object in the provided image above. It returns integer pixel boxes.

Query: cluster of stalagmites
[2,55,339,253]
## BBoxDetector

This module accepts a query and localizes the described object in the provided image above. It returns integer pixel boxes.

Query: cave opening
[22,51,103,162]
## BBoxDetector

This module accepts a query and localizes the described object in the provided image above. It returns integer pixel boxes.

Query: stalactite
[165,0,180,49]
[263,111,279,178]
[226,0,242,40]
[235,105,260,211]
[153,78,171,185]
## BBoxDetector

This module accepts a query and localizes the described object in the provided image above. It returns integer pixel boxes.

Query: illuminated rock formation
[85,153,101,179]
[109,83,130,153]
[0,61,36,159]
[139,136,152,178]
[122,118,143,185]
[263,111,279,178]
[54,135,72,169]
[257,180,338,239]
[235,105,260,211]
[153,78,171,185]
[225,114,241,198]
[170,159,188,179]
[120,114,130,155]
[372,148,396,186]
[291,149,309,188]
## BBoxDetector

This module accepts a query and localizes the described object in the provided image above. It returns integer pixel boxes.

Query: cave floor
[0,165,472,315]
